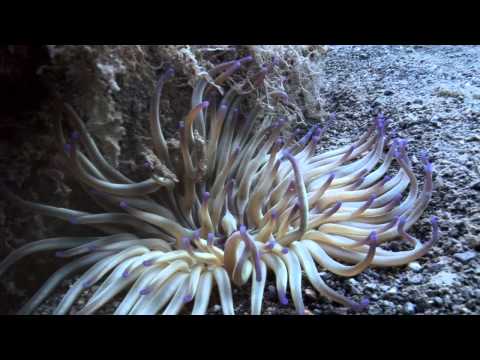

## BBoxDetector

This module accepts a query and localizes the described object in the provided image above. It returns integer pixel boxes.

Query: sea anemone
[0,56,439,315]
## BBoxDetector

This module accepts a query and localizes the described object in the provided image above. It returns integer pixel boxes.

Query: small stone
[348,278,359,286]
[408,274,424,285]
[408,262,422,272]
[304,288,318,301]
[365,282,377,290]
[453,251,477,263]
[466,134,480,142]
[403,302,416,314]
[368,306,382,315]
[470,181,480,191]
[265,307,276,314]
[267,285,276,298]
[433,297,443,306]
[429,271,459,287]
[382,300,395,309]
[387,287,398,295]
[213,304,221,312]
[474,289,480,299]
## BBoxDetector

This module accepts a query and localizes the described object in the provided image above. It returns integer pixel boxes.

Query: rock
[429,271,459,287]
[368,306,383,315]
[408,274,424,285]
[466,134,480,142]
[387,287,398,295]
[304,288,318,301]
[408,262,422,272]
[433,297,443,306]
[265,307,276,314]
[213,304,222,313]
[365,282,377,290]
[403,302,416,314]
[474,289,480,299]
[267,285,276,298]
[453,251,477,263]
[470,181,480,191]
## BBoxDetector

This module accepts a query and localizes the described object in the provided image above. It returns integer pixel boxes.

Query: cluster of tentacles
[0,56,439,315]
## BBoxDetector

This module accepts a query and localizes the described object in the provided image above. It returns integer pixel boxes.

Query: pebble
[265,307,276,314]
[470,181,480,191]
[429,271,459,287]
[267,285,276,298]
[213,304,222,312]
[408,262,422,272]
[365,282,377,290]
[408,274,424,285]
[403,302,416,314]
[453,251,477,263]
[304,288,318,301]
[387,287,398,295]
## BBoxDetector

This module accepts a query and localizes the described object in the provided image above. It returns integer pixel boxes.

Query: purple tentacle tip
[183,294,194,303]
[368,231,378,246]
[140,287,152,296]
[165,67,175,78]
[87,245,97,252]
[281,247,289,255]
[420,150,429,164]
[270,209,278,221]
[122,270,130,278]
[393,193,402,204]
[397,216,407,229]
[119,201,128,209]
[63,143,72,154]
[239,225,247,236]
[82,280,93,289]
[201,101,210,109]
[424,162,433,174]
[69,217,79,225]
[55,250,65,258]
[143,260,154,267]
[279,291,289,305]
[207,232,215,246]
[202,192,210,203]
[430,216,438,226]
[237,55,253,64]
[265,240,276,250]
[193,229,200,240]
[71,131,80,141]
